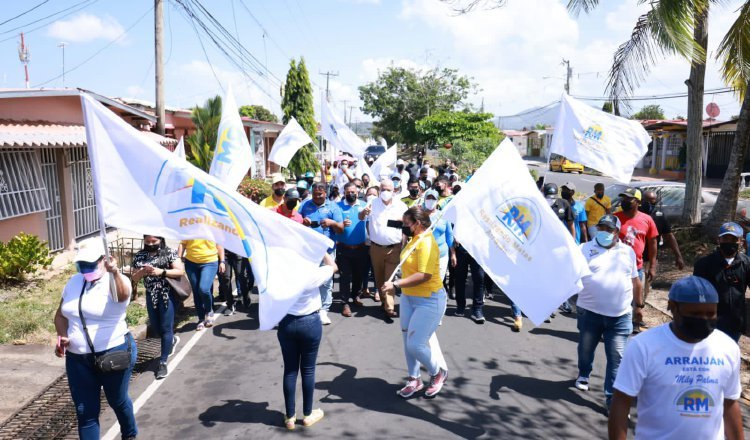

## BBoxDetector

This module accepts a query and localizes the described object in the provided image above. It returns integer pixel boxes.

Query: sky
[0,0,744,128]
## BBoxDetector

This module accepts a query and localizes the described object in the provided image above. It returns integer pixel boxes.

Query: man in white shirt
[423,159,436,181]
[574,214,642,412]
[335,158,356,193]
[609,276,744,440]
[359,179,407,319]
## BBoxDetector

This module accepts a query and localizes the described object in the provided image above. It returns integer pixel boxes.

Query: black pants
[337,245,368,304]
[454,246,485,312]
[218,251,254,307]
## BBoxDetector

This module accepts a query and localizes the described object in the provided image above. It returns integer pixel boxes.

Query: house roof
[502,129,531,137]
[0,120,177,148]
[640,117,738,131]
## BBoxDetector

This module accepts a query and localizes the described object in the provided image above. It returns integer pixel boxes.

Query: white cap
[74,237,106,263]
[397,159,405,165]
[270,173,285,184]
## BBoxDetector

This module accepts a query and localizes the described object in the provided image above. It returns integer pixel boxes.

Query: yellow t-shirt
[584,195,612,227]
[181,239,218,264]
[260,195,282,209]
[400,232,443,297]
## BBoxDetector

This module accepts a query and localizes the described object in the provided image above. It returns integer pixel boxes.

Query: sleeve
[612,338,647,397]
[724,344,742,400]
[445,222,454,248]
[646,216,659,239]
[565,201,575,222]
[414,239,432,274]
[628,247,638,278]
[132,251,144,268]
[577,204,587,223]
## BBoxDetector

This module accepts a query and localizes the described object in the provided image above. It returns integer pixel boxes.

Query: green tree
[186,95,222,172]
[437,136,504,176]
[281,58,318,177]
[602,102,613,113]
[415,111,500,146]
[631,104,666,120]
[238,104,279,123]
[358,66,476,150]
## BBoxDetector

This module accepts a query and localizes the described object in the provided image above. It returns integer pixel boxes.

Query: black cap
[618,187,642,201]
[284,188,300,199]
[597,214,621,231]
[543,183,558,198]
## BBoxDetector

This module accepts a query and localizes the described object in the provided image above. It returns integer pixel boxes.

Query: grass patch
[740,189,750,200]
[126,302,148,327]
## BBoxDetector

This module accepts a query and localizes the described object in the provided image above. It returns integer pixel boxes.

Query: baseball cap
[284,188,300,200]
[270,173,285,185]
[304,171,315,178]
[561,181,576,192]
[719,222,743,238]
[543,182,558,199]
[391,172,402,181]
[397,159,405,165]
[597,214,621,232]
[668,275,719,304]
[74,237,106,263]
[424,189,439,200]
[618,187,642,201]
[296,180,309,190]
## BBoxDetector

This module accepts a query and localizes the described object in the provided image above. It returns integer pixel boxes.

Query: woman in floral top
[132,235,185,379]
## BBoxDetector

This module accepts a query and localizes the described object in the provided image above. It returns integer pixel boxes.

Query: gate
[69,147,100,238]
[39,149,64,251]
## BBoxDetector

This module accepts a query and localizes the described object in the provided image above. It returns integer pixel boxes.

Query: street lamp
[57,42,67,87]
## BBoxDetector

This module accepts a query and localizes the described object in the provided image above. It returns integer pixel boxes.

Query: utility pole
[561,59,572,94]
[154,0,165,135]
[57,42,67,87]
[348,106,355,126]
[17,33,30,89]
[319,70,338,101]
[340,99,348,123]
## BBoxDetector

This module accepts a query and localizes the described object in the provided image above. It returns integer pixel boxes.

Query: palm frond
[716,0,750,99]
[566,0,601,16]
[651,0,707,63]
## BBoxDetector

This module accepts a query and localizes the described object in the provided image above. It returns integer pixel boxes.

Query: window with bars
[0,149,51,220]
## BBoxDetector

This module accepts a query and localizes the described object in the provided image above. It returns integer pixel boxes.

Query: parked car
[549,154,585,174]
[364,145,386,162]
[604,181,750,224]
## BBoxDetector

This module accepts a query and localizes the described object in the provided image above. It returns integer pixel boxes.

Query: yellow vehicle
[549,154,585,173]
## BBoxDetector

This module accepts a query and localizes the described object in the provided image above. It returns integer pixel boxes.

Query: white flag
[321,98,367,158]
[551,94,649,183]
[174,136,186,159]
[370,145,397,182]
[209,86,254,189]
[268,117,314,168]
[80,93,332,330]
[449,138,590,325]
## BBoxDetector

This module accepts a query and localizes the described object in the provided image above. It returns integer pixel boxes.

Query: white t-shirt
[61,273,131,354]
[367,197,407,246]
[614,324,742,440]
[287,266,334,316]
[576,241,638,317]
[336,168,355,193]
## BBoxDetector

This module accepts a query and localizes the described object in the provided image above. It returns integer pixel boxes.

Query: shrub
[238,177,272,204]
[126,302,148,327]
[0,233,54,283]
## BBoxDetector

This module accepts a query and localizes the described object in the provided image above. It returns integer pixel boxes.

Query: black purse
[78,281,132,373]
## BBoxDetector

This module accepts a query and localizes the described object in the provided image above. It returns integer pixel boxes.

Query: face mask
[345,193,357,203]
[409,188,419,197]
[393,180,401,189]
[677,315,717,341]
[595,231,616,248]
[397,165,404,172]
[358,191,365,199]
[561,190,572,200]
[719,242,739,257]
[341,164,348,170]
[621,199,634,211]
[641,202,655,214]
[380,190,393,202]
[424,199,438,211]
[366,195,376,204]
[77,260,104,282]
[402,225,414,237]
[285,200,298,210]
[144,244,160,252]
[274,188,285,197]
[595,193,603,199]
[546,198,556,207]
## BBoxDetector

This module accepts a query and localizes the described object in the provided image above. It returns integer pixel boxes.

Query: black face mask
[358,191,365,200]
[640,202,655,214]
[397,165,404,172]
[621,199,634,211]
[345,193,357,204]
[408,188,419,197]
[402,225,414,237]
[561,190,572,200]
[144,244,160,252]
[595,193,603,199]
[676,315,717,340]
[719,242,739,257]
[285,200,298,210]
[274,188,285,197]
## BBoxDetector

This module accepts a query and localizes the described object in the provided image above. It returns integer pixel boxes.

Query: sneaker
[284,415,296,430]
[471,309,485,324]
[424,368,448,397]
[156,362,168,379]
[205,313,215,328]
[224,304,235,316]
[560,302,573,314]
[396,377,424,398]
[512,316,523,332]
[302,408,324,427]
[575,376,589,391]
[454,308,465,317]
[169,335,180,357]
[342,304,352,317]
[319,310,332,325]
[196,322,205,331]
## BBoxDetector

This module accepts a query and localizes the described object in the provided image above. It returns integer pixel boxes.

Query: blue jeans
[277,313,323,418]
[510,302,522,318]
[146,292,175,363]
[319,251,335,311]
[576,306,632,406]
[66,333,138,440]
[185,260,218,322]
[400,289,447,377]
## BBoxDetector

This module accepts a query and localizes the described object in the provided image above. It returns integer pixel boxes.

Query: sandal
[284,415,296,430]
[205,315,215,328]
[196,322,205,331]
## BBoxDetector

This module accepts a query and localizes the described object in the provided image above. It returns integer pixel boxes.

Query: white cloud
[47,13,126,44]
[605,0,649,34]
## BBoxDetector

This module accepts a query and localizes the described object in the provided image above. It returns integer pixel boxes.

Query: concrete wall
[0,96,83,124]
[0,212,47,243]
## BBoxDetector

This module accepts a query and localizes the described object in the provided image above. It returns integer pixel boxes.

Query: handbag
[78,281,132,374]
[166,274,192,301]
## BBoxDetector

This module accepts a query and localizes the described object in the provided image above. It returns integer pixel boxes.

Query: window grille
[0,149,50,220]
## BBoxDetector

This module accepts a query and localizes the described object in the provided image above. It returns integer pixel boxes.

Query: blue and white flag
[209,86,254,189]
[321,97,367,158]
[551,94,649,183]
[81,93,332,330]
[268,116,314,168]
[446,138,590,325]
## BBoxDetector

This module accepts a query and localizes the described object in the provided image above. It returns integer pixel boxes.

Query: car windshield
[366,146,385,154]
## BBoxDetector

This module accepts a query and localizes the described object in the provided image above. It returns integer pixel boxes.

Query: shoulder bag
[78,281,132,373]
[158,250,192,302]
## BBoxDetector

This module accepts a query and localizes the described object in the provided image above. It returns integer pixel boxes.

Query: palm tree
[186,96,222,172]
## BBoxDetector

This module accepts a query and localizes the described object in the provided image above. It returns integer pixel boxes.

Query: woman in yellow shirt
[381,206,448,399]
[178,239,225,330]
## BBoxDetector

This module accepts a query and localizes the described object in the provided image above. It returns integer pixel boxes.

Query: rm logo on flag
[495,197,542,246]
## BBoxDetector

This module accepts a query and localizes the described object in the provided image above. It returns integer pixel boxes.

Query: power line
[573,87,734,102]
[0,0,96,39]
[0,0,50,27]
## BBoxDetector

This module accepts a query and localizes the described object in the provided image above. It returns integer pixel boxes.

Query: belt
[339,243,365,250]
[372,242,398,249]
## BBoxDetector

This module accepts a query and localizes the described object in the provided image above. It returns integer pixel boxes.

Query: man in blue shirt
[336,182,368,317]
[562,182,589,244]
[299,183,344,324]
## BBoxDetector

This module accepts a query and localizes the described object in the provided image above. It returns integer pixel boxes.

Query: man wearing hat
[396,158,409,184]
[693,222,750,342]
[260,173,287,209]
[273,188,303,224]
[573,214,641,412]
[614,187,658,284]
[609,276,743,439]
[561,182,588,244]
[296,180,312,204]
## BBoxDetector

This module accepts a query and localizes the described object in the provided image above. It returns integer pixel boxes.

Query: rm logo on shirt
[674,388,714,417]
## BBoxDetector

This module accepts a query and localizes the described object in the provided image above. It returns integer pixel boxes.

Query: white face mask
[424,199,438,211]
[366,195,376,204]
[380,190,393,202]
[341,164,348,170]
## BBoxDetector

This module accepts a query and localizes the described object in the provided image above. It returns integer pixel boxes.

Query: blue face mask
[595,231,616,248]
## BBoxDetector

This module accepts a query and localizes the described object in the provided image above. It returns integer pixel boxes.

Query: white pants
[439,254,449,280]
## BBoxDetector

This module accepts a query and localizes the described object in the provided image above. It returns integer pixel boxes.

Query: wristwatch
[161,269,167,278]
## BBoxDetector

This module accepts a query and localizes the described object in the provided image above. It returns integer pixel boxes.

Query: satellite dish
[706,102,720,118]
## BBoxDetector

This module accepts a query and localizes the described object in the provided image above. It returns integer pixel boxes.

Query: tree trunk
[705,81,750,235]
[681,6,709,225]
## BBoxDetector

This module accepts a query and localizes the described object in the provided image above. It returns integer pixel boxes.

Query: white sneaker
[575,376,589,391]
[319,310,332,325]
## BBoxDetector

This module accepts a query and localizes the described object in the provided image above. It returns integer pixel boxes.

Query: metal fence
[40,148,64,251]
[69,147,100,238]
[0,148,50,221]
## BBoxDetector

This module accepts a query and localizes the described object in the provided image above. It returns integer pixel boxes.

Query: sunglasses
[76,257,103,274]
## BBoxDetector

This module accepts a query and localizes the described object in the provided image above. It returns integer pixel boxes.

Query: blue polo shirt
[299,199,343,253]
[336,199,367,246]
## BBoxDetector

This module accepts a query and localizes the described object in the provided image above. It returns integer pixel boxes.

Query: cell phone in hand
[387,219,404,229]
[309,220,321,228]
[56,336,66,356]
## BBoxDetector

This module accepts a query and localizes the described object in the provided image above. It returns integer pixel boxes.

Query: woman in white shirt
[53,237,137,440]
[278,254,337,430]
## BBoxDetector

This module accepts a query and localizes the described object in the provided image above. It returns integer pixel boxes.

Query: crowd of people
[52,152,749,439]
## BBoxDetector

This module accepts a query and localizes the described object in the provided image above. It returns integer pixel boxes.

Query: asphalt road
[527,162,619,197]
